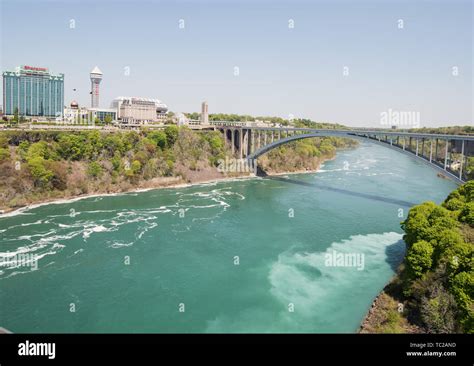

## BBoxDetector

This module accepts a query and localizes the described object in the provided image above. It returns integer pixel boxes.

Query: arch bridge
[210,124,474,184]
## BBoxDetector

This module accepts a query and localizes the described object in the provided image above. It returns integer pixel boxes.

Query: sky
[0,0,472,127]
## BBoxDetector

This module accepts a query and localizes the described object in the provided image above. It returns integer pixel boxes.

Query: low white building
[111,96,168,124]
[63,101,89,124]
[175,112,189,126]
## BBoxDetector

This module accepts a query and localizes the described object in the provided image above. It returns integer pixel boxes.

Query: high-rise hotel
[2,65,64,118]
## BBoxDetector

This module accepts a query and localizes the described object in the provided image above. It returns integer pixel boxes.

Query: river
[0,142,457,333]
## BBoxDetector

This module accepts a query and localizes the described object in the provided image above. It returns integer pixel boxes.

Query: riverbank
[0,128,358,215]
[0,159,331,217]
[359,181,474,334]
[358,275,422,334]
[0,171,255,217]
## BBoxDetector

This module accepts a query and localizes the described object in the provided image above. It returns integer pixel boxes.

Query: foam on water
[268,232,405,330]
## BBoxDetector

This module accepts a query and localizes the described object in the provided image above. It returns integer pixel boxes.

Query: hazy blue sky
[1,0,472,127]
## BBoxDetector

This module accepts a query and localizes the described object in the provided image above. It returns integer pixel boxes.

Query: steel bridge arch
[246,131,467,184]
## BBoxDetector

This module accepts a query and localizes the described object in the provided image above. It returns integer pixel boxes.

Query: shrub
[420,284,459,333]
[459,202,474,227]
[406,240,434,278]
[87,162,103,178]
[0,147,9,161]
[148,131,167,149]
[165,125,179,147]
[27,156,53,187]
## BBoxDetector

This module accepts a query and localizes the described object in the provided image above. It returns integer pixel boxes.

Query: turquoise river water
[0,142,457,333]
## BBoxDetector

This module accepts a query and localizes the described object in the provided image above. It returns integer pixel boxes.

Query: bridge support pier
[435,139,439,161]
[231,129,235,155]
[416,139,419,156]
[444,140,449,170]
[246,129,252,157]
[251,129,254,155]
[429,140,433,163]
[239,129,243,159]
[459,140,465,180]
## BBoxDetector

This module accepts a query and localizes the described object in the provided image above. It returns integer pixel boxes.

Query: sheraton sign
[22,65,48,72]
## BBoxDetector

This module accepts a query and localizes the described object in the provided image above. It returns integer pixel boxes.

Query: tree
[57,134,86,160]
[164,125,179,147]
[406,240,434,278]
[401,202,437,247]
[459,202,474,226]
[103,135,125,157]
[122,131,140,151]
[87,161,103,178]
[104,115,113,124]
[26,141,57,161]
[148,131,167,149]
[131,160,141,174]
[27,156,53,187]
[420,283,459,333]
[450,271,474,332]
[12,107,19,125]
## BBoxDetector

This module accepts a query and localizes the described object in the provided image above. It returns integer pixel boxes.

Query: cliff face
[0,129,357,212]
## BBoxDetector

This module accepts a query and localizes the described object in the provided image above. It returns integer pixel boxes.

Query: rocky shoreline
[358,280,422,334]
[0,154,338,217]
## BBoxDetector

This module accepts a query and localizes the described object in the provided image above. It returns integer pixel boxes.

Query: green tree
[459,202,474,226]
[406,240,434,278]
[131,160,141,174]
[26,141,57,161]
[122,131,140,151]
[12,107,19,125]
[87,161,103,178]
[164,125,179,147]
[401,202,437,247]
[104,115,113,124]
[27,156,53,187]
[148,130,167,149]
[111,152,122,172]
[57,134,85,160]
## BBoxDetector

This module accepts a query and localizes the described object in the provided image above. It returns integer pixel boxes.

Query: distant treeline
[409,126,474,135]
[183,112,346,129]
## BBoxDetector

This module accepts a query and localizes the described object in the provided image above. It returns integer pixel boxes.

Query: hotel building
[111,96,168,124]
[2,65,64,118]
